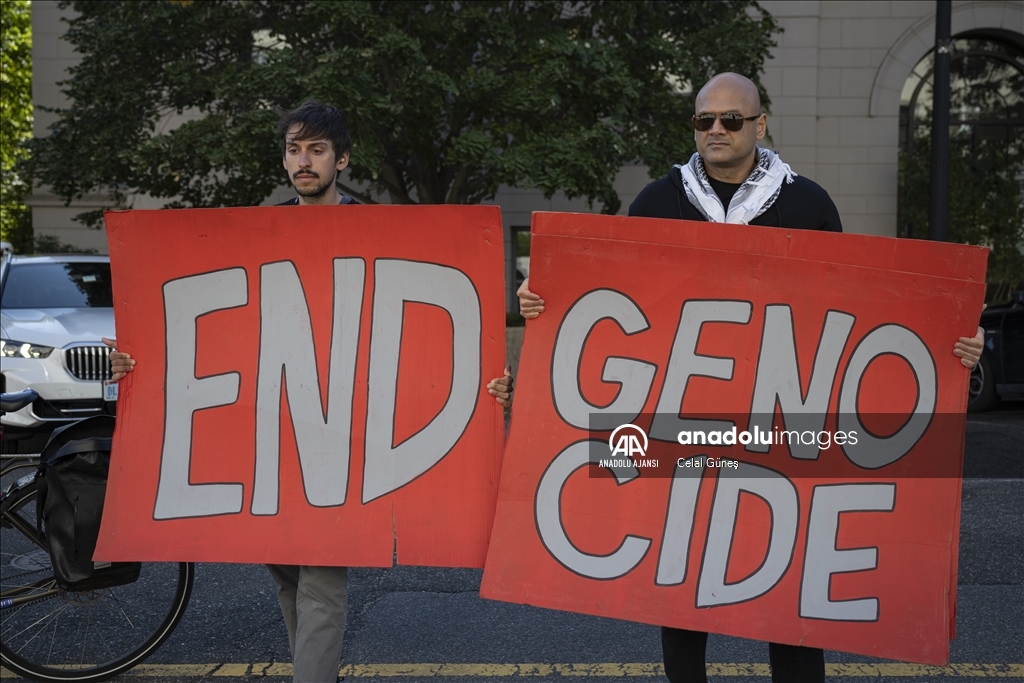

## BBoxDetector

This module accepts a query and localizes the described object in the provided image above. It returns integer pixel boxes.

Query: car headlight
[0,339,54,359]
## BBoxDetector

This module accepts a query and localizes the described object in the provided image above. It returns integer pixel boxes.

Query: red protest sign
[95,206,505,568]
[480,212,987,665]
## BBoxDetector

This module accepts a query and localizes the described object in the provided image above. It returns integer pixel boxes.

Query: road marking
[3,663,1023,678]
[211,663,250,677]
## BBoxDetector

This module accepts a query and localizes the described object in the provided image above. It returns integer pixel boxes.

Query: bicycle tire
[1,482,194,682]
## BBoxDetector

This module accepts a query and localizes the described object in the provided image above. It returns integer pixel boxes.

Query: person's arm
[952,322,986,410]
[517,278,545,319]
[102,337,135,381]
[955,321,984,369]
[486,366,514,407]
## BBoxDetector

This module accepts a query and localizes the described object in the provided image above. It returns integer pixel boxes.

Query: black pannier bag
[35,415,141,591]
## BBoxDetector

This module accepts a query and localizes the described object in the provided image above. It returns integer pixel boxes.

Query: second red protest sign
[480,212,987,665]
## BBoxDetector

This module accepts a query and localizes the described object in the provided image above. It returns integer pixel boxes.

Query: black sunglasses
[692,113,761,132]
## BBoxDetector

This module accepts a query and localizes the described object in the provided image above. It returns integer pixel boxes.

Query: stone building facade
[756,0,1021,238]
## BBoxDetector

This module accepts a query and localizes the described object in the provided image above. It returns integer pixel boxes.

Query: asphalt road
[3,405,1022,683]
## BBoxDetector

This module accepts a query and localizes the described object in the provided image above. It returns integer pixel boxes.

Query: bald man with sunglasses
[636,72,841,230]
[519,72,984,683]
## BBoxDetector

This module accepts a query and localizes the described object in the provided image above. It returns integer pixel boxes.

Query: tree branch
[336,182,378,204]
[379,162,413,204]
[445,165,469,203]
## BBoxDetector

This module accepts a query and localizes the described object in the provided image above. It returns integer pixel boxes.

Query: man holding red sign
[107,101,512,683]
[517,73,984,682]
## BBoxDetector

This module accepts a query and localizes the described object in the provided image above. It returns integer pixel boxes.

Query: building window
[897,32,1024,301]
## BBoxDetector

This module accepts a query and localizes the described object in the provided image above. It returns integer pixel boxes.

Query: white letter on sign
[697,462,798,607]
[801,483,895,621]
[363,260,480,503]
[550,289,656,431]
[251,259,365,515]
[536,440,651,579]
[650,300,751,442]
[747,307,854,459]
[655,457,705,586]
[838,325,936,468]
[155,268,247,520]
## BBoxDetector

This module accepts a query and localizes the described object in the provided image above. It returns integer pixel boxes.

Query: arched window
[897,31,1024,301]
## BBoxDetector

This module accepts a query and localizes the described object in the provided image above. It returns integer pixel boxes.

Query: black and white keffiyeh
[674,147,796,224]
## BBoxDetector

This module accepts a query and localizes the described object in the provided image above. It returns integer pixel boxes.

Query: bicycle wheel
[1,482,194,682]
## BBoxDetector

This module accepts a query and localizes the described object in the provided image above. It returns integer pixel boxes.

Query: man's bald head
[695,72,762,115]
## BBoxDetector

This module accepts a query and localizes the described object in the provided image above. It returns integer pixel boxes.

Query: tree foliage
[28,0,778,224]
[1,0,33,250]
[898,38,1024,302]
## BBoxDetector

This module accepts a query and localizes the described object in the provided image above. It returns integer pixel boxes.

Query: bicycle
[1,389,195,682]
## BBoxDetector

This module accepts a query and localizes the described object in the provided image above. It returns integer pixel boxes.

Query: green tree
[1,0,33,251]
[28,0,778,225]
[898,38,1024,303]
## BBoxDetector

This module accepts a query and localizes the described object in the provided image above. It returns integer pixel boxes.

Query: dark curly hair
[278,100,352,159]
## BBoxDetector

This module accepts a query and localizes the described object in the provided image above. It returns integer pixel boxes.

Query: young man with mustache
[107,101,513,683]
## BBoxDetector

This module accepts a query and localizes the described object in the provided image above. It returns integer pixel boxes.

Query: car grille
[64,345,112,381]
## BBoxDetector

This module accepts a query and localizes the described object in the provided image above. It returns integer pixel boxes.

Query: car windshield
[1,262,113,308]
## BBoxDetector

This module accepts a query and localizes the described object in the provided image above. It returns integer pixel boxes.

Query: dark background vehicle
[969,290,1024,412]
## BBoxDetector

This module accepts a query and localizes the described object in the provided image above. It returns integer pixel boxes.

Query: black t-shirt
[706,176,742,212]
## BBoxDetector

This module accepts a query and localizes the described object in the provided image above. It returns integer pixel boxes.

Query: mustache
[293,170,320,179]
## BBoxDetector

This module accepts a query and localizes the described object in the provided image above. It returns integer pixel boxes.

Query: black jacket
[628,165,842,233]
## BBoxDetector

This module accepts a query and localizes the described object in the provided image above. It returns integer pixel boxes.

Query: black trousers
[661,627,825,683]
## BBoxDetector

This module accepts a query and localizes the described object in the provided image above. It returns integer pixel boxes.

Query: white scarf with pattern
[674,147,796,224]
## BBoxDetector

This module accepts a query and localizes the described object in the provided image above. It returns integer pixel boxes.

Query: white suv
[0,251,116,434]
